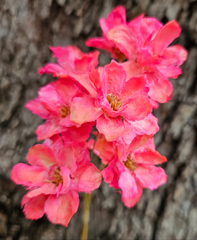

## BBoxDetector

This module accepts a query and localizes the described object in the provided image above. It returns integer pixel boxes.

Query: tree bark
[0,0,196,239]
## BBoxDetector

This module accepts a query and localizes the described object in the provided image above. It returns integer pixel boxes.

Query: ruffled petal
[25,99,50,119]
[74,163,102,193]
[70,97,103,124]
[119,171,138,198]
[27,144,57,167]
[11,163,45,187]
[44,191,79,227]
[121,93,152,121]
[22,194,48,220]
[135,165,167,190]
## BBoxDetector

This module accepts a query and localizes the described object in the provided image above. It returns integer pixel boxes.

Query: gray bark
[0,0,197,239]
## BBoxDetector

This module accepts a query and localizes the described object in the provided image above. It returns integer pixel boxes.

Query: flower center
[112,47,126,62]
[124,155,138,171]
[45,168,63,186]
[106,94,123,111]
[59,105,70,118]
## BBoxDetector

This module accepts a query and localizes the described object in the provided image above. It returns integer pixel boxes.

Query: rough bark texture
[0,0,197,239]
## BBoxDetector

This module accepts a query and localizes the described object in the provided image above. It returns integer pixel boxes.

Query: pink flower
[86,5,128,61]
[70,60,152,141]
[38,45,100,77]
[102,137,167,207]
[11,135,102,227]
[108,16,187,103]
[25,78,92,140]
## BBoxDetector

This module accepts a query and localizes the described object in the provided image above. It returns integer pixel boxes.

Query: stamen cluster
[11,5,187,226]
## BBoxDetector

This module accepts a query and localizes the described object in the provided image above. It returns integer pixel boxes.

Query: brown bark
[0,0,196,239]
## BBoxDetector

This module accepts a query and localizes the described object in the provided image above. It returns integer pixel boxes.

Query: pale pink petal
[121,93,152,121]
[119,171,138,198]
[96,116,126,142]
[162,44,188,66]
[149,20,181,55]
[122,180,142,208]
[157,65,182,78]
[147,72,173,103]
[107,25,137,59]
[11,163,45,187]
[27,144,57,167]
[135,165,167,190]
[134,149,167,165]
[56,145,76,171]
[70,97,103,125]
[104,60,126,95]
[128,114,159,136]
[74,163,102,193]
[121,60,143,81]
[22,194,48,220]
[44,191,79,227]
[121,75,148,98]
[25,100,50,119]
[36,120,68,141]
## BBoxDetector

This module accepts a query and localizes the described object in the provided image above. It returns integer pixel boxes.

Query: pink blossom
[38,45,100,77]
[70,60,152,141]
[102,137,167,207]
[11,135,101,226]
[25,78,92,140]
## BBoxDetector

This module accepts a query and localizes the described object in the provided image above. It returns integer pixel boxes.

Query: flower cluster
[11,6,187,226]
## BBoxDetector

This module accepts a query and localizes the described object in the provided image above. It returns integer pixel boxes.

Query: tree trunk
[0,0,196,239]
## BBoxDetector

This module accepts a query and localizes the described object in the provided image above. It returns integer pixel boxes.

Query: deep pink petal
[135,165,167,190]
[22,194,48,220]
[121,93,152,121]
[56,145,76,171]
[96,116,126,142]
[44,191,79,227]
[11,163,45,187]
[104,60,126,95]
[134,148,167,165]
[70,97,103,124]
[121,75,148,98]
[102,160,120,189]
[27,144,57,167]
[60,167,71,191]
[100,5,126,35]
[74,163,102,193]
[128,134,153,152]
[149,20,181,55]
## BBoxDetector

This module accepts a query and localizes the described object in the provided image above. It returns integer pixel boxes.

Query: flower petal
[134,148,167,165]
[70,97,103,125]
[74,163,102,193]
[121,93,152,121]
[44,191,79,227]
[135,165,167,190]
[27,144,57,167]
[119,171,138,198]
[11,163,45,187]
[22,194,48,220]
[149,20,181,55]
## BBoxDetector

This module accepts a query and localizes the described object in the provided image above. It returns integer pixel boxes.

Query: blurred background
[0,0,197,239]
